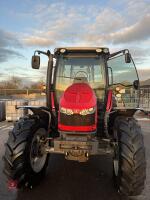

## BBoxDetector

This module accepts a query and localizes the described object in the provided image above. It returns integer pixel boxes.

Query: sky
[0,0,150,84]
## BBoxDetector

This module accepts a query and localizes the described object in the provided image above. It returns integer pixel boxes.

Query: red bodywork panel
[106,90,113,112]
[58,124,96,132]
[58,83,97,132]
[60,83,96,109]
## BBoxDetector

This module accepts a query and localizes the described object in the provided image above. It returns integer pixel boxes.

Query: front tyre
[113,117,146,196]
[3,115,49,188]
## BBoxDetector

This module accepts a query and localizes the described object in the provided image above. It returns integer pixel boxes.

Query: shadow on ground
[14,154,133,200]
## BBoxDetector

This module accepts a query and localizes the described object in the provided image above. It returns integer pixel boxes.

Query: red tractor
[3,47,146,196]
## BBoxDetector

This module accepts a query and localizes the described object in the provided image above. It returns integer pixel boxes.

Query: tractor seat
[73,76,88,83]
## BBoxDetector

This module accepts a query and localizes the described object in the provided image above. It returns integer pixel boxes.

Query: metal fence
[0,89,45,99]
[0,88,150,110]
[140,88,150,111]
[114,87,150,111]
[0,87,149,122]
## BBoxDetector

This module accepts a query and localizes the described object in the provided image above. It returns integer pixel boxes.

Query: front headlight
[60,107,95,115]
[80,107,95,115]
[60,107,73,115]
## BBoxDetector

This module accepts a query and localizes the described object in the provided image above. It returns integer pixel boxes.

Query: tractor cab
[54,48,107,109]
[31,47,140,137]
[54,48,107,133]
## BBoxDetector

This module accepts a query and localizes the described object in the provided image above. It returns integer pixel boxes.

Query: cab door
[107,51,140,109]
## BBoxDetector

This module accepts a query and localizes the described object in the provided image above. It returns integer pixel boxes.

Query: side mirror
[32,55,40,69]
[133,80,139,90]
[125,53,131,63]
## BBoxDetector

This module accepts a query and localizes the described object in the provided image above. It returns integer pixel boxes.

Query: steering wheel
[75,71,88,79]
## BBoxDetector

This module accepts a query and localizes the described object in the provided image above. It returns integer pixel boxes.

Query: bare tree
[0,76,22,89]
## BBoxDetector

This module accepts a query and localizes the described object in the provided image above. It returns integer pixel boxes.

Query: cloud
[0,48,24,62]
[0,29,21,48]
[1,1,149,69]
[137,68,150,81]
[23,36,56,47]
[0,29,24,63]
[129,47,150,65]
[84,14,150,45]
[110,14,150,44]
[88,8,126,34]
[126,0,150,20]
[21,1,150,48]
[22,2,89,47]
[0,0,149,84]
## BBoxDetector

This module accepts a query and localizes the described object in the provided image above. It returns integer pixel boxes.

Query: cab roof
[54,47,109,55]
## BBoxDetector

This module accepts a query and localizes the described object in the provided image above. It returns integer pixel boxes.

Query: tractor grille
[60,113,95,126]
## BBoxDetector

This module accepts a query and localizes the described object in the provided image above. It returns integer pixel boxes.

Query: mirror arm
[109,49,129,58]
[34,50,52,58]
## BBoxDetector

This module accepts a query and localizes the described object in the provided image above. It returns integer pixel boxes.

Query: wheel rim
[30,128,47,173]
[113,158,119,176]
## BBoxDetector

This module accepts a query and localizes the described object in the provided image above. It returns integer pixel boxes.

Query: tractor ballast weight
[3,47,146,196]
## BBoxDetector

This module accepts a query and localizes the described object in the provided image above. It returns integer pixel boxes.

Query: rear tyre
[113,117,146,196]
[3,115,49,188]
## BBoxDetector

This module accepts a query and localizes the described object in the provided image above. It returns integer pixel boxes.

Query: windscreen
[55,56,106,103]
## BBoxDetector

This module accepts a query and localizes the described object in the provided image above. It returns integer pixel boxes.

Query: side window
[107,54,139,108]
[108,55,138,85]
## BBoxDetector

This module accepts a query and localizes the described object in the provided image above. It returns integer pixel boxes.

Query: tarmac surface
[0,115,149,200]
